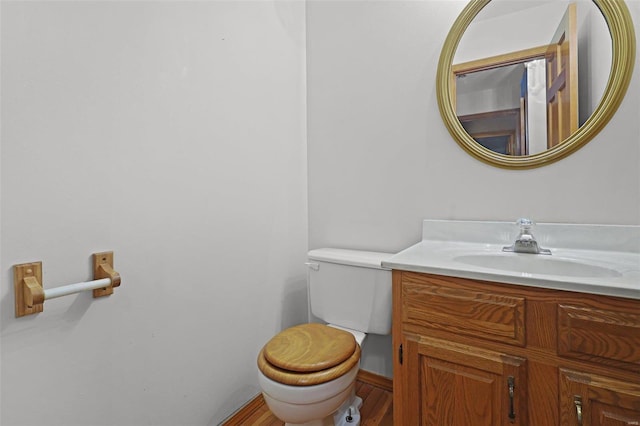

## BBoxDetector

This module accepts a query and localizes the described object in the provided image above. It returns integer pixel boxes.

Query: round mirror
[436,0,636,169]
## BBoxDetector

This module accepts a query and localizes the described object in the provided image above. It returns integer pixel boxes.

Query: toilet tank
[307,248,394,335]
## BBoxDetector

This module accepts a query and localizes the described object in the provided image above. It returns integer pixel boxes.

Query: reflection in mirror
[453,0,612,156]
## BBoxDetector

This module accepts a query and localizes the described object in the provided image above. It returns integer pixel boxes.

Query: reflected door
[546,3,578,148]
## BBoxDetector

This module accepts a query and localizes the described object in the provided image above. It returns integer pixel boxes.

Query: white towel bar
[14,251,121,317]
[44,278,112,300]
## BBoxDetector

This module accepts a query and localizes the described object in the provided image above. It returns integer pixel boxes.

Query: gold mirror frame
[436,0,636,169]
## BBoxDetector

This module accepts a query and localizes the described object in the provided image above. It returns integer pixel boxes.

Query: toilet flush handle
[304,262,319,271]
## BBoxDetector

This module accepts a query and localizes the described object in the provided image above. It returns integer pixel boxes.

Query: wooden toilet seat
[258,323,361,386]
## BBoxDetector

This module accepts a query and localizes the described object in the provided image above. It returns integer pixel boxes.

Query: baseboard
[356,369,393,392]
[220,393,264,426]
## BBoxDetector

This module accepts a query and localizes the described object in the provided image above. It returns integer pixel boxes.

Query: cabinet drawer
[401,273,526,346]
[558,304,640,373]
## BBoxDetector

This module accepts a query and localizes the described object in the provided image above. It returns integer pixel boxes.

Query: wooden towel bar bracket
[14,251,121,318]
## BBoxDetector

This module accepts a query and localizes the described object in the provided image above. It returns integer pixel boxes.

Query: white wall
[455,1,569,63]
[2,0,639,422]
[1,1,307,425]
[456,65,523,116]
[307,0,639,377]
[578,1,613,125]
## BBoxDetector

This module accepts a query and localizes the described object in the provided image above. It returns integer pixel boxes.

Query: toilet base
[333,394,362,426]
[283,389,363,426]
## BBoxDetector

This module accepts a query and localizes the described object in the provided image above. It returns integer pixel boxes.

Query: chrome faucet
[503,218,551,255]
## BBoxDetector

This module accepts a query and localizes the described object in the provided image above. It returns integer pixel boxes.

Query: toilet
[257,248,393,426]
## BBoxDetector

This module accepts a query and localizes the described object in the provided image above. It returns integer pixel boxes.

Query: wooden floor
[223,372,393,426]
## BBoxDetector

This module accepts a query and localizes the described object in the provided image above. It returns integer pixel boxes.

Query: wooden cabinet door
[399,335,527,426]
[560,369,640,426]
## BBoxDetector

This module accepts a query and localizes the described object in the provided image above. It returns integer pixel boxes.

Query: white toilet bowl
[257,323,363,426]
[258,363,360,426]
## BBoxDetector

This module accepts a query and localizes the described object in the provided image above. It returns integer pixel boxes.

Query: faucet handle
[516,218,533,227]
[505,218,551,255]
[516,218,534,232]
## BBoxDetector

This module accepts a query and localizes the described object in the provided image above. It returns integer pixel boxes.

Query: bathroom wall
[307,0,639,377]
[3,0,638,421]
[1,1,307,425]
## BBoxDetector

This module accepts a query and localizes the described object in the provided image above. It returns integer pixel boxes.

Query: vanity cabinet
[401,335,527,425]
[560,369,640,426]
[392,271,640,426]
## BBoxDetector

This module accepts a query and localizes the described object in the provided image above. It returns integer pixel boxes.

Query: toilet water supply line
[13,251,121,317]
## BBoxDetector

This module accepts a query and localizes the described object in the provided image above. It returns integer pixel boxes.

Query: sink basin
[453,254,622,278]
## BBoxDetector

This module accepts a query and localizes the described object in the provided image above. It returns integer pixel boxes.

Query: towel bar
[14,251,121,317]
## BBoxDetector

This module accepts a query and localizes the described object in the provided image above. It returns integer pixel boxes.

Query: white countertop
[382,220,640,300]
